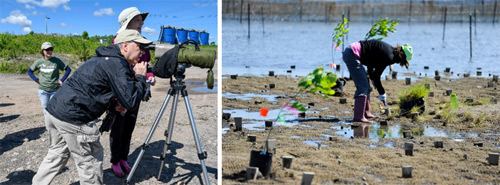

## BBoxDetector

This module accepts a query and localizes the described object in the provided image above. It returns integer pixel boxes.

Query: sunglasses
[45,48,53,51]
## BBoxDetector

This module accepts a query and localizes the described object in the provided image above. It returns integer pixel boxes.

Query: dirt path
[0,62,218,185]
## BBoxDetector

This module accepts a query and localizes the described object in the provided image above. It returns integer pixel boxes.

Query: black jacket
[47,45,146,124]
[359,40,398,95]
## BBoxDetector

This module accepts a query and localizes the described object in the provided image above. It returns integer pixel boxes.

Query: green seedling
[298,65,337,98]
[291,101,307,112]
[365,18,398,40]
[332,18,349,49]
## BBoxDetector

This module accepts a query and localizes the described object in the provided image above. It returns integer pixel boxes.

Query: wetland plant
[398,83,429,115]
[365,18,399,40]
[298,65,337,98]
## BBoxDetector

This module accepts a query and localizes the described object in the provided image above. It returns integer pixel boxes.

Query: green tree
[29,31,34,35]
[82,31,89,40]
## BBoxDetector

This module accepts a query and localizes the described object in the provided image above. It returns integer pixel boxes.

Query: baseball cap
[41,42,53,50]
[117,7,149,33]
[114,29,153,45]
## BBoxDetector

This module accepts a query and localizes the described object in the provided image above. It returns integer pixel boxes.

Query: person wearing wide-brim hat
[28,42,72,110]
[107,6,156,178]
[342,40,413,123]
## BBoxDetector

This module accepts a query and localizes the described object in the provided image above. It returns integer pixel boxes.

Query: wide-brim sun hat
[114,29,153,45]
[41,42,53,51]
[117,7,149,33]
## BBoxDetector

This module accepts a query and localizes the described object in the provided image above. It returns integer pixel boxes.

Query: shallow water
[222,20,500,78]
[223,92,283,101]
[223,107,484,148]
[332,123,478,142]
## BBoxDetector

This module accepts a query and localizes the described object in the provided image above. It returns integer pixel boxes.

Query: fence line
[222,0,500,23]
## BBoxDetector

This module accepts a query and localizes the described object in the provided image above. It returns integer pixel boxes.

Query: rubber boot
[354,96,373,124]
[365,94,379,119]
[120,160,131,174]
[111,162,124,178]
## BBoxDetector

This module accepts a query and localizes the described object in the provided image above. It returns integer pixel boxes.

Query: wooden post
[240,0,243,23]
[443,6,447,41]
[301,172,315,185]
[371,7,374,24]
[474,9,477,36]
[261,6,264,34]
[248,3,250,38]
[402,166,413,178]
[299,0,303,22]
[469,13,472,60]
[346,6,350,42]
[408,0,413,25]
[325,5,329,24]
[282,156,293,168]
[494,0,498,25]
[342,12,345,50]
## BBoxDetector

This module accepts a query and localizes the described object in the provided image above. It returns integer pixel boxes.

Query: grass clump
[398,83,430,103]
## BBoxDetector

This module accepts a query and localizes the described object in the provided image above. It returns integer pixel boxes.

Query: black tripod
[124,63,210,185]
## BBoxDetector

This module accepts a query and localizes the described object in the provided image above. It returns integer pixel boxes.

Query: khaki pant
[33,111,103,185]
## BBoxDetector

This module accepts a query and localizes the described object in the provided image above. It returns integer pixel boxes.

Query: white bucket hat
[117,7,149,33]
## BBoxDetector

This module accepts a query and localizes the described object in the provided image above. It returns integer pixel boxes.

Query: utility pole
[45,15,50,34]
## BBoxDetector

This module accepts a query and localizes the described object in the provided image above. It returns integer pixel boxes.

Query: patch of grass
[398,83,430,103]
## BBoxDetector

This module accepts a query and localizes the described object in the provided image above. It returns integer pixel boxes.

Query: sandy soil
[222,73,500,184]
[0,61,218,184]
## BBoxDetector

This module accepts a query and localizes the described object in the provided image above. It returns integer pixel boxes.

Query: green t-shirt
[30,57,67,91]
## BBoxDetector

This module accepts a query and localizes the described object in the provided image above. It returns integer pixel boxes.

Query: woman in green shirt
[28,42,72,110]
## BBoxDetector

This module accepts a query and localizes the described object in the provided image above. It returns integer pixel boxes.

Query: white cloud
[61,22,66,27]
[17,0,70,9]
[16,0,31,3]
[32,11,38,15]
[23,27,32,32]
[93,8,114,16]
[94,2,98,6]
[63,5,70,10]
[142,27,157,36]
[1,10,33,27]
[193,3,209,7]
[25,4,35,10]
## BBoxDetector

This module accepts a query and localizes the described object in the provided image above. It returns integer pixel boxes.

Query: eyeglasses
[45,48,53,51]
[134,42,148,50]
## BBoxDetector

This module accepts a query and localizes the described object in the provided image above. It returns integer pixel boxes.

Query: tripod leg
[157,89,180,180]
[182,90,210,185]
[124,89,174,184]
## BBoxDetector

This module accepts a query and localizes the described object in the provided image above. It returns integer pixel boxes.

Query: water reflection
[333,123,477,142]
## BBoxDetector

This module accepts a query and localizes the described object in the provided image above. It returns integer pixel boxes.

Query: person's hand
[59,80,63,86]
[147,76,156,86]
[115,101,127,116]
[378,94,387,103]
[133,61,148,77]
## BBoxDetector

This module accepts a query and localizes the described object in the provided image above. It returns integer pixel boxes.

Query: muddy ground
[222,72,500,184]
[0,61,218,185]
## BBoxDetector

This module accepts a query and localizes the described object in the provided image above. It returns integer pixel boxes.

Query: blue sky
[0,0,218,43]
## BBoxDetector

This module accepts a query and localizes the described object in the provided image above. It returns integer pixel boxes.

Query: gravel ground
[0,60,218,185]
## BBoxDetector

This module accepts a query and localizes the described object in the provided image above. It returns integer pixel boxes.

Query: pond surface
[223,92,283,101]
[222,20,500,78]
[223,108,484,148]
